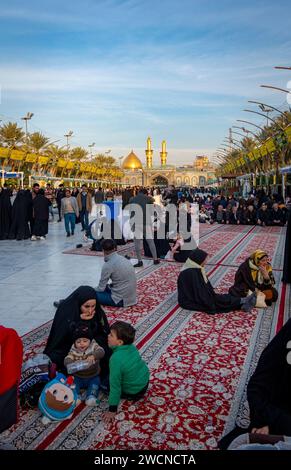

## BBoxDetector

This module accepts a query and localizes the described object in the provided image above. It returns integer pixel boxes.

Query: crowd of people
[1,179,291,446]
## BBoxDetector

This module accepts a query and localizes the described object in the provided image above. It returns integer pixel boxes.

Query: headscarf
[181,248,209,283]
[249,250,272,283]
[44,286,109,368]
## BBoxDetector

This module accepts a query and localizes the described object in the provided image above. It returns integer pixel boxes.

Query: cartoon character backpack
[38,373,77,425]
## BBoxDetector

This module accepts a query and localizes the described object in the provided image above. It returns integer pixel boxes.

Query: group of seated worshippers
[43,224,288,441]
[213,202,287,226]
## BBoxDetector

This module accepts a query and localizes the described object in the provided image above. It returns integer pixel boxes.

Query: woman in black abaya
[177,248,257,314]
[219,318,291,449]
[8,190,31,240]
[0,188,12,240]
[32,189,49,238]
[44,286,111,377]
[282,210,291,283]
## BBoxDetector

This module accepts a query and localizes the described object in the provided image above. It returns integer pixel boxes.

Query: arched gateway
[152,175,168,187]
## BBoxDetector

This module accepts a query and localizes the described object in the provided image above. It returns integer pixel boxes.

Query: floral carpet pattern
[3,225,288,450]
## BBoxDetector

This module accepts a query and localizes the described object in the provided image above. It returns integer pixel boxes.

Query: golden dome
[122,150,143,170]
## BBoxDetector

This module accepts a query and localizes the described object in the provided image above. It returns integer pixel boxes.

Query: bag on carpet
[19,353,56,408]
[0,326,23,432]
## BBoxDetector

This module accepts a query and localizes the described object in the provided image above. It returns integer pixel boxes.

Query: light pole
[243,109,285,131]
[233,126,260,140]
[88,142,95,159]
[261,84,291,95]
[21,112,34,144]
[236,119,265,132]
[64,130,73,151]
[118,156,124,167]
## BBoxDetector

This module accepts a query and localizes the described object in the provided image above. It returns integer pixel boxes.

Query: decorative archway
[152,175,168,187]
[199,176,206,186]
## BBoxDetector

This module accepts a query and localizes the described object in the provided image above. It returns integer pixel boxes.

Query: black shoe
[153,259,160,265]
[81,228,85,232]
[71,231,74,235]
[57,219,61,222]
[133,261,143,268]
[124,255,131,260]
[53,299,65,308]
[66,233,70,237]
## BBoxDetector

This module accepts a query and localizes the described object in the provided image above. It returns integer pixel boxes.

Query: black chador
[32,191,49,237]
[8,190,31,240]
[0,188,12,239]
[282,210,291,283]
[247,318,291,435]
[44,286,110,375]
[177,248,243,314]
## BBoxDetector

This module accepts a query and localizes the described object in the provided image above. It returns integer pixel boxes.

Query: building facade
[121,138,217,187]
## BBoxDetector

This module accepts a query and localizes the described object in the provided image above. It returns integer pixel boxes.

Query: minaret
[145,136,153,169]
[160,140,167,167]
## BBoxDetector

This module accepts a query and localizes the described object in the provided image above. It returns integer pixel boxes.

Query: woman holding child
[44,286,111,377]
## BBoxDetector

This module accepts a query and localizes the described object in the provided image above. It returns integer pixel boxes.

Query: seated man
[95,239,137,307]
[268,203,285,226]
[177,248,257,314]
[257,203,270,226]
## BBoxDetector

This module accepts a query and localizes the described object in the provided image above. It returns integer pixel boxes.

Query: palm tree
[0,122,24,148]
[70,147,88,161]
[27,132,50,154]
[44,144,68,176]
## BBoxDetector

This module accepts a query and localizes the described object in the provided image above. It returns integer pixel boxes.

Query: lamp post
[64,130,73,151]
[236,119,265,132]
[118,156,124,168]
[233,126,259,140]
[21,112,34,144]
[260,84,291,95]
[243,109,285,131]
[88,142,96,159]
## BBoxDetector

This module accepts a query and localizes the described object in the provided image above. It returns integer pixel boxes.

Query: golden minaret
[145,136,153,169]
[160,140,167,167]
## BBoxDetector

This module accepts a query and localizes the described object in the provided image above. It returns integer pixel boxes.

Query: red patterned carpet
[3,225,289,450]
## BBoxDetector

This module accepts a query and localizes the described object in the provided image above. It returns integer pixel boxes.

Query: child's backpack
[0,326,23,432]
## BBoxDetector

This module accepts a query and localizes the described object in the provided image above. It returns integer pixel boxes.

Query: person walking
[77,185,92,232]
[61,188,79,237]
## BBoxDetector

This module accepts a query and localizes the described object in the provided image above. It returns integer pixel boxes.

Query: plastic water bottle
[66,360,91,374]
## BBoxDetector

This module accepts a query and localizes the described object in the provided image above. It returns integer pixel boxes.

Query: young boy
[64,322,105,406]
[103,321,150,424]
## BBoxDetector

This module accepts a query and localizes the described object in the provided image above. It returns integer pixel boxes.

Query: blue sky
[1,0,291,164]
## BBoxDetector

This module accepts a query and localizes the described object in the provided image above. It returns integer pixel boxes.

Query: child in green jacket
[103,321,150,424]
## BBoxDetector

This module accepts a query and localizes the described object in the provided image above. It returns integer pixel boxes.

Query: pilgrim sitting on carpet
[64,322,105,406]
[229,250,278,306]
[219,318,291,449]
[103,321,150,425]
[177,248,257,314]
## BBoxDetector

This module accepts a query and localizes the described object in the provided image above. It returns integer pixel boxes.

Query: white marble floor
[0,215,145,336]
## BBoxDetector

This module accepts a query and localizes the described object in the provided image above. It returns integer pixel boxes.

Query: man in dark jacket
[257,203,270,226]
[56,184,66,222]
[268,203,285,226]
[129,188,159,267]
